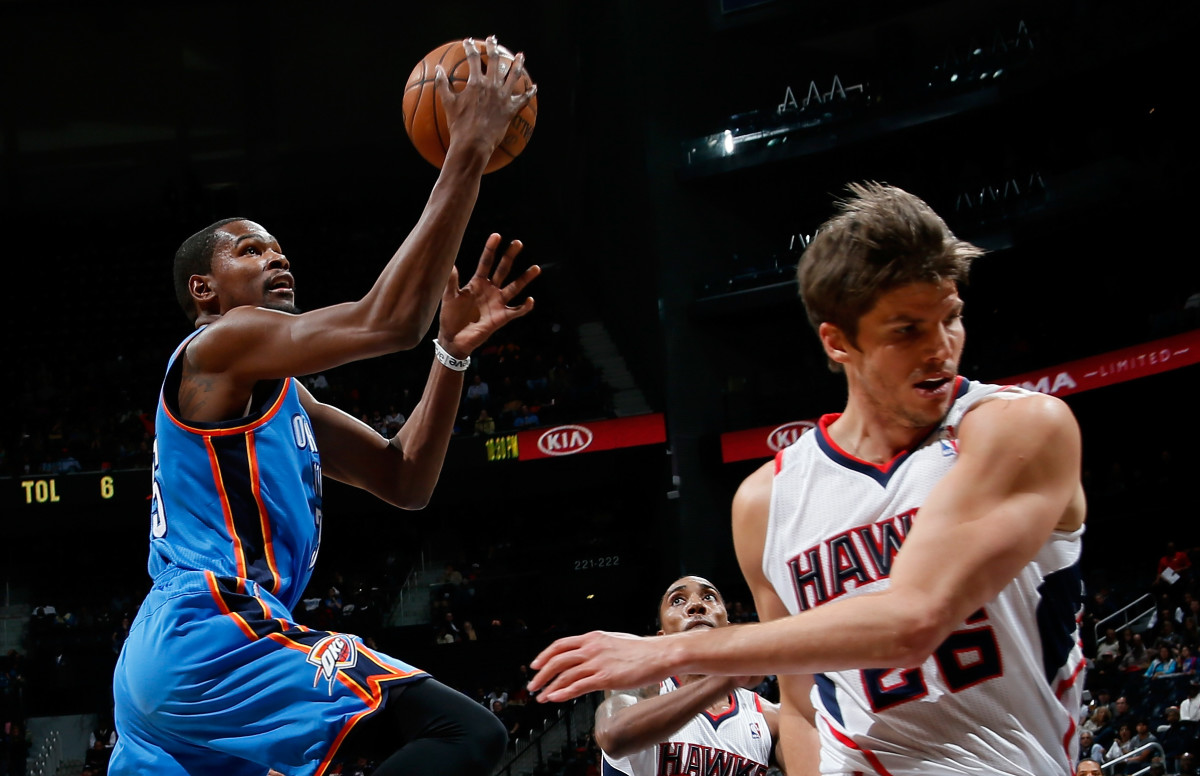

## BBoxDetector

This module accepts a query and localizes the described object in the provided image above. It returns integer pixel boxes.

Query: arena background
[1,0,1197,767]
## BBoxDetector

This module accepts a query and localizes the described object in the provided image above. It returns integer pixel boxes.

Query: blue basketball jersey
[149,326,322,610]
[112,327,427,776]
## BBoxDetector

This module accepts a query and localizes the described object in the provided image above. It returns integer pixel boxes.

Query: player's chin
[263,297,300,315]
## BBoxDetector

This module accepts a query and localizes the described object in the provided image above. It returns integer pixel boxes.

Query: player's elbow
[593,723,635,760]
[884,599,954,667]
[390,488,433,511]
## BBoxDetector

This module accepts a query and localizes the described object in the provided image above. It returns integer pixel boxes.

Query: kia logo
[537,425,595,456]
[767,421,815,452]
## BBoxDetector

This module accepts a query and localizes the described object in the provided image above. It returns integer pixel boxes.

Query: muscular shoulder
[959,390,1079,452]
[732,460,775,533]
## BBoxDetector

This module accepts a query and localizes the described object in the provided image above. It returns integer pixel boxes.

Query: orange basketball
[402,39,537,174]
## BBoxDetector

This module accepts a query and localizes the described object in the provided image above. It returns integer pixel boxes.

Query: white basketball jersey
[601,679,774,776]
[762,378,1085,776]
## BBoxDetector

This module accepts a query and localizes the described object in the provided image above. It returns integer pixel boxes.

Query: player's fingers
[463,38,483,82]
[504,297,535,321]
[483,35,500,82]
[445,265,461,296]
[501,265,540,303]
[491,239,523,286]
[504,51,527,92]
[539,664,599,703]
[474,234,501,280]
[433,64,452,104]
[529,635,587,680]
[513,82,537,112]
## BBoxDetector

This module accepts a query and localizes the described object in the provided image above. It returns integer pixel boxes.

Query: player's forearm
[359,150,489,349]
[386,357,465,509]
[597,677,738,759]
[668,591,944,678]
[777,704,819,776]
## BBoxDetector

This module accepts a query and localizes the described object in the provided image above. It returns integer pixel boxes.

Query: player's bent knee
[464,697,509,769]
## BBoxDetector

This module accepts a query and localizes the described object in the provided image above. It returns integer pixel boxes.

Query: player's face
[836,279,964,431]
[658,576,728,636]
[1077,761,1103,776]
[207,220,297,314]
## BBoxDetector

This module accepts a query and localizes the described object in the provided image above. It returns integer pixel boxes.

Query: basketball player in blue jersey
[531,183,1088,775]
[111,36,539,776]
[595,576,781,776]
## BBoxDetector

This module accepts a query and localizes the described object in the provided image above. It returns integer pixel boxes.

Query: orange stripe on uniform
[205,572,258,641]
[245,432,282,595]
[205,436,249,579]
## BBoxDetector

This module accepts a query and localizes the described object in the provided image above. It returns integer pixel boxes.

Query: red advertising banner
[997,328,1200,398]
[719,329,1200,463]
[515,413,667,461]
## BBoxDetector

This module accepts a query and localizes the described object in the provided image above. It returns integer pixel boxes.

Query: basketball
[402,39,537,174]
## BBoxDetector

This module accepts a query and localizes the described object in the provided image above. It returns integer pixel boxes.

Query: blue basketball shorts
[111,570,427,776]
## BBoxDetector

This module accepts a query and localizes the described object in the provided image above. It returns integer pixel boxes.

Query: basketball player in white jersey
[530,183,1087,776]
[594,576,780,776]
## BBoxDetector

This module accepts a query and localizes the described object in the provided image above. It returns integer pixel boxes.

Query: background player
[594,575,781,776]
[111,36,539,776]
[529,183,1087,775]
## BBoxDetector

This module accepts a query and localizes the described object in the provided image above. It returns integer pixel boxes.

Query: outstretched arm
[530,393,1085,699]
[306,235,538,508]
[594,679,744,760]
[186,38,537,389]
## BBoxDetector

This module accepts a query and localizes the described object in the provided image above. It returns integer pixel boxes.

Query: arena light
[723,130,734,155]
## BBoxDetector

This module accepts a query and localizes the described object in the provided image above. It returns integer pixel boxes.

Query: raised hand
[436,36,537,160]
[437,233,540,358]
[528,630,670,703]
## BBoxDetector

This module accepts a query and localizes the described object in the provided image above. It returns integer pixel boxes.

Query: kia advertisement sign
[516,414,667,461]
[719,329,1200,463]
[721,419,818,463]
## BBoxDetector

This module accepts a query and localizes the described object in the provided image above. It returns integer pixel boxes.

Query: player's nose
[267,251,289,270]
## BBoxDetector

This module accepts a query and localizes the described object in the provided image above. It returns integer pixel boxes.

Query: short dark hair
[797,183,982,371]
[173,217,249,323]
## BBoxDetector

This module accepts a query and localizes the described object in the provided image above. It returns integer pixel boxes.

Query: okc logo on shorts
[306,635,358,694]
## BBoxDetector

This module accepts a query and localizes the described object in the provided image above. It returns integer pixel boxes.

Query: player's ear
[818,322,852,367]
[189,274,215,304]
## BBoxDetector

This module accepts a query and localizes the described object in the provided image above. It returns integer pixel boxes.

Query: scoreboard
[6,469,149,512]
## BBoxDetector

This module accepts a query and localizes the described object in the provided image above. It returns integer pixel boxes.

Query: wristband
[433,339,470,372]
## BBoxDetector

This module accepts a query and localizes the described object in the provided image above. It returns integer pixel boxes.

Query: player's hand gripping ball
[403,39,537,174]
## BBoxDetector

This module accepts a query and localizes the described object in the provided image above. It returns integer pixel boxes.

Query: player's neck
[830,405,934,464]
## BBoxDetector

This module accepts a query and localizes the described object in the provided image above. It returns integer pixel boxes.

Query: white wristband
[433,339,470,372]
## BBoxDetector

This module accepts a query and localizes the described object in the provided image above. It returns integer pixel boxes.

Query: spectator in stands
[1123,635,1153,673]
[1182,682,1200,722]
[511,404,539,429]
[1156,542,1193,591]
[86,712,117,773]
[1107,723,1136,772]
[473,409,495,436]
[1083,705,1114,746]
[1147,645,1180,678]
[464,374,490,415]
[1098,628,1123,661]
[490,700,522,741]
[1181,646,1198,676]
[1080,730,1106,765]
[1179,751,1199,775]
[1160,620,1185,651]
[1157,706,1192,772]
[1126,720,1160,771]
